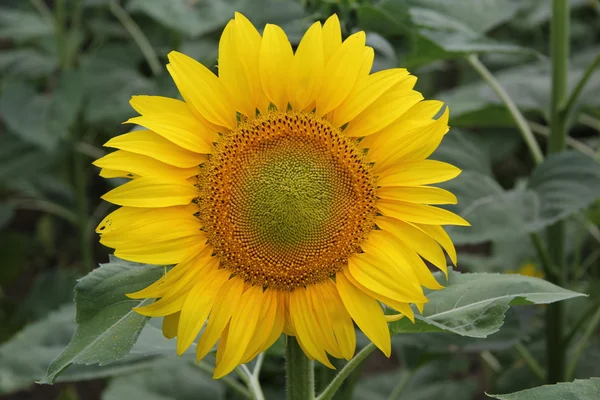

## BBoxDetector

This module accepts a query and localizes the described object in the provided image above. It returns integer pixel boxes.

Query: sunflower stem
[108,0,162,76]
[566,304,600,380]
[466,54,544,165]
[286,336,315,400]
[546,0,570,384]
[316,343,376,400]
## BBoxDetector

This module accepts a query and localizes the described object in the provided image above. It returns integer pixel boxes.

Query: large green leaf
[444,152,600,244]
[127,0,307,40]
[0,305,194,394]
[40,256,164,384]
[439,49,600,123]
[0,49,57,78]
[0,71,83,151]
[355,358,478,400]
[0,305,76,395]
[0,8,53,41]
[528,152,600,228]
[489,378,600,400]
[102,358,225,400]
[389,271,584,337]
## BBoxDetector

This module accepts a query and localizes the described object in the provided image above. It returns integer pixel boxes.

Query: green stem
[466,54,544,165]
[546,0,570,384]
[316,343,376,400]
[286,336,315,400]
[564,296,600,345]
[55,0,67,68]
[530,233,558,281]
[240,364,266,400]
[108,0,162,76]
[528,120,596,157]
[514,343,545,381]
[73,148,93,272]
[566,305,600,380]
[194,362,251,399]
[563,54,600,120]
[387,370,413,400]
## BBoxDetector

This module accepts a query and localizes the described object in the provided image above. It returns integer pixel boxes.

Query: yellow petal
[305,284,344,359]
[128,246,213,299]
[348,253,426,304]
[288,22,324,110]
[101,177,198,208]
[322,14,342,63]
[377,199,470,226]
[99,169,137,179]
[116,236,205,266]
[377,216,448,275]
[317,31,366,116]
[240,290,278,363]
[289,287,334,368]
[368,108,449,173]
[376,160,461,187]
[342,267,416,322]
[359,46,374,77]
[162,312,180,339]
[336,271,391,357]
[94,150,199,181]
[330,69,409,127]
[196,277,245,361]
[96,206,152,235]
[167,51,236,130]
[259,24,293,111]
[99,206,201,248]
[104,130,206,168]
[218,15,262,118]
[176,269,230,355]
[213,286,264,378]
[317,281,356,360]
[257,294,285,354]
[369,230,443,290]
[411,223,458,265]
[343,78,422,137]
[128,95,219,151]
[377,186,457,205]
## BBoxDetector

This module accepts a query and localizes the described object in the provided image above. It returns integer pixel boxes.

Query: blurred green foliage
[0,0,599,399]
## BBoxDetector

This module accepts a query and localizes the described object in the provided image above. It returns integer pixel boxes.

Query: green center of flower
[239,138,341,251]
[198,111,376,291]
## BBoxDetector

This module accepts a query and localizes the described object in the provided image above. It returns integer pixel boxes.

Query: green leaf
[0,8,53,41]
[355,358,478,400]
[488,378,600,400]
[0,305,186,394]
[79,45,162,124]
[443,152,600,244]
[102,358,225,400]
[432,129,493,175]
[0,135,59,184]
[528,152,600,229]
[18,269,79,322]
[40,256,164,384]
[0,203,15,230]
[0,305,76,395]
[127,0,307,39]
[0,49,57,78]
[0,71,83,151]
[389,271,585,337]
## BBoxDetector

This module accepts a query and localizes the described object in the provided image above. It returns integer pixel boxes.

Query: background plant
[0,0,599,399]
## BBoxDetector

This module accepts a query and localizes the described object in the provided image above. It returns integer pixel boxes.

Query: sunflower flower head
[94,13,468,378]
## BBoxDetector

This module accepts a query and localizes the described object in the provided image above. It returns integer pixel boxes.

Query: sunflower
[94,13,468,378]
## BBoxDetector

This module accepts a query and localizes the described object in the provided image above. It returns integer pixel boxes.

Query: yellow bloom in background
[507,262,544,279]
[94,13,468,378]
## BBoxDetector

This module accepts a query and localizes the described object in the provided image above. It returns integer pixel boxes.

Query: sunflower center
[198,111,376,291]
